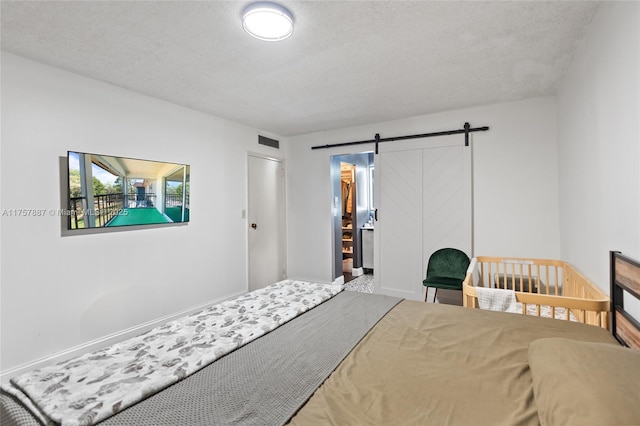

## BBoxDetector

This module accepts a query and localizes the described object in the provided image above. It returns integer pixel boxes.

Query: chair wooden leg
[424,287,429,302]
[433,288,438,303]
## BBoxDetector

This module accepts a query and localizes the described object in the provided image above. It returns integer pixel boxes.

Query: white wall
[287,96,560,283]
[557,1,640,293]
[8,0,636,372]
[0,53,285,372]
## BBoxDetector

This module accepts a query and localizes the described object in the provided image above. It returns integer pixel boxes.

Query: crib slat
[463,256,609,329]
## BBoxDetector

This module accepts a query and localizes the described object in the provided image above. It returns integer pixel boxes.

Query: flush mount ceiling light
[242,2,294,41]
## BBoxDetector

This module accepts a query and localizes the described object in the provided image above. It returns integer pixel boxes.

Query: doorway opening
[341,162,356,280]
[330,152,374,285]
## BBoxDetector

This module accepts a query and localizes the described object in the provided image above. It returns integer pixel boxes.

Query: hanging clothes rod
[311,122,489,153]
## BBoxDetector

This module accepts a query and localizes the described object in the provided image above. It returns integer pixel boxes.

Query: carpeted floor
[107,207,169,227]
[165,206,190,223]
[344,274,374,293]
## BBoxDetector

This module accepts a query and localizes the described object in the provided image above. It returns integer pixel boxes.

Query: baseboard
[351,267,364,277]
[332,275,345,286]
[0,290,246,383]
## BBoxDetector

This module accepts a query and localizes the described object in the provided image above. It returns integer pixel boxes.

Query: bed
[462,256,610,328]
[2,252,639,426]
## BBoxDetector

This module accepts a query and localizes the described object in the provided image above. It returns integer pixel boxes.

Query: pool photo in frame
[67,151,190,230]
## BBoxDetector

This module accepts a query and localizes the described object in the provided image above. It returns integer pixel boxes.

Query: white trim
[332,275,345,286]
[351,267,364,277]
[0,290,246,383]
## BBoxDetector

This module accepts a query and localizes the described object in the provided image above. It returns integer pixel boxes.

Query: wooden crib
[462,256,610,329]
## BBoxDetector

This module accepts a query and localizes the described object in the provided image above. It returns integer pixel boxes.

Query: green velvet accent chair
[423,248,471,302]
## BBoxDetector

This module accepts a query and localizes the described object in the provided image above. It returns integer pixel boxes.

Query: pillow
[528,338,640,426]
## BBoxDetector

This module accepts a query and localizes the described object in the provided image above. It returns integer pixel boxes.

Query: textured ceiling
[1,1,599,136]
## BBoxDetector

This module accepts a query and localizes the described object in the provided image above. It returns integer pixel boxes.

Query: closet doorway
[341,162,356,280]
[330,153,374,285]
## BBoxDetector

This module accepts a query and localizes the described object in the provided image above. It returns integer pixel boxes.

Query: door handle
[251,223,257,229]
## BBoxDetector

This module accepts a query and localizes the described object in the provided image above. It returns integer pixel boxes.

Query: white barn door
[374,137,472,300]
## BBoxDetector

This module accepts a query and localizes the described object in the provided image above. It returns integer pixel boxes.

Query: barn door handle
[251,223,257,229]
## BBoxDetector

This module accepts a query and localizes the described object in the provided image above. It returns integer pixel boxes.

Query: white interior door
[248,154,286,291]
[374,137,472,300]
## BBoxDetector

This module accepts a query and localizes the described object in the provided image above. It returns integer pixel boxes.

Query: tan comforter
[289,300,617,425]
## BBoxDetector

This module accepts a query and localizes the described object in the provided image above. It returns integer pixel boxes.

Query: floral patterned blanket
[2,280,342,426]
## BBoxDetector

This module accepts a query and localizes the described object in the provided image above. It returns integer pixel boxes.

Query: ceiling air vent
[258,135,279,149]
